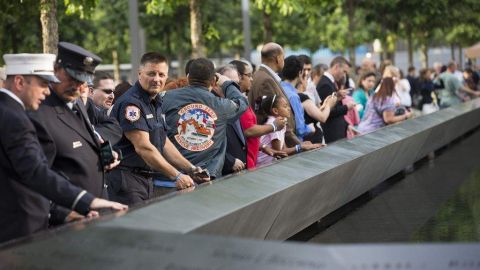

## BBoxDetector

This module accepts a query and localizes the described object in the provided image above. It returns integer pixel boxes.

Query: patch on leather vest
[175,103,217,152]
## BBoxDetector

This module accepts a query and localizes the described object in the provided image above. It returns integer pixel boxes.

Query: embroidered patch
[125,105,141,122]
[175,103,217,152]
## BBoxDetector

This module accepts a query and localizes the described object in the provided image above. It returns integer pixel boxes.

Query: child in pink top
[257,95,320,167]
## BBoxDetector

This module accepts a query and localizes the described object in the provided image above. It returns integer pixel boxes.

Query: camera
[394,107,406,116]
[100,141,115,166]
[194,169,210,179]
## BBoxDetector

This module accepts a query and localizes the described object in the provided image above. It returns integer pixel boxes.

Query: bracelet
[269,122,277,132]
[174,172,183,181]
[295,144,302,153]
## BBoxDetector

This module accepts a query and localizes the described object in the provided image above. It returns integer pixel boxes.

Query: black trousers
[107,169,153,206]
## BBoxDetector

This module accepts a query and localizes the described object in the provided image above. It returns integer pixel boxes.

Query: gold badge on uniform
[125,105,141,122]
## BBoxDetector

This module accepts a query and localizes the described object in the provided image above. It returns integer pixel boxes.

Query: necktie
[72,103,82,120]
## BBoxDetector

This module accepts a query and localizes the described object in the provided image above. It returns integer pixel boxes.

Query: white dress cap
[3,53,60,83]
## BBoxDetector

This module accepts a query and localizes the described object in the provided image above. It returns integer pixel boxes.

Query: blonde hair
[382,65,400,79]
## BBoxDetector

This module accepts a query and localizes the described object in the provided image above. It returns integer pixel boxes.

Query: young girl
[257,95,320,167]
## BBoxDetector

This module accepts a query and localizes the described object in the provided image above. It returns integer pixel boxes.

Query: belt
[116,165,158,179]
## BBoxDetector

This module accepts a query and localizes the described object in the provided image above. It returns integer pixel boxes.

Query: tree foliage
[1,0,480,66]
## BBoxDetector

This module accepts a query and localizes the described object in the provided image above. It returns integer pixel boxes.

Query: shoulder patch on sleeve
[125,105,141,122]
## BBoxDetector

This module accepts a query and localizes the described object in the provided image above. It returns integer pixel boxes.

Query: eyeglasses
[99,89,114,95]
[241,73,253,79]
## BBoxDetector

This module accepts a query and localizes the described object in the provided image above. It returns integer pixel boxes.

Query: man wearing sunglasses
[91,71,115,111]
[83,71,122,145]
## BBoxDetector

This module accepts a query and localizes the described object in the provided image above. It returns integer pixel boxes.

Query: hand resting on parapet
[63,196,127,223]
[262,145,288,159]
[190,166,211,184]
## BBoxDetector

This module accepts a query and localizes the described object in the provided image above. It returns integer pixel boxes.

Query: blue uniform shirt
[111,81,167,169]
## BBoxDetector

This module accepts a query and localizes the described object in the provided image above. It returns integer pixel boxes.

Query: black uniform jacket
[0,92,93,243]
[28,91,105,198]
[84,98,122,145]
[317,75,348,143]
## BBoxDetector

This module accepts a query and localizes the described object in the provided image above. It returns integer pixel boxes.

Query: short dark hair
[464,67,474,75]
[419,68,430,81]
[357,71,376,90]
[447,61,456,69]
[281,55,303,81]
[188,58,215,86]
[185,58,195,75]
[311,64,328,78]
[330,56,350,68]
[140,52,168,66]
[229,60,248,75]
[93,71,113,88]
[408,66,416,72]
[112,81,132,104]
[297,54,312,65]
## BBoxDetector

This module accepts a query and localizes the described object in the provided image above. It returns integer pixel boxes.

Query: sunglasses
[99,89,114,95]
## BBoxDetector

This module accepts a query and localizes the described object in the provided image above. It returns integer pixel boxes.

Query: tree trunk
[241,0,252,61]
[165,27,172,56]
[262,9,273,43]
[386,51,395,65]
[40,0,58,54]
[450,43,455,60]
[346,0,356,66]
[189,0,205,58]
[178,50,185,77]
[407,30,413,67]
[458,46,463,68]
[386,34,396,64]
[112,50,120,83]
[420,42,429,68]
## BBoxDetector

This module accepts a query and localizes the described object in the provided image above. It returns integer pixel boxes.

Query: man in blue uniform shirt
[162,58,248,178]
[110,52,208,205]
[0,53,127,243]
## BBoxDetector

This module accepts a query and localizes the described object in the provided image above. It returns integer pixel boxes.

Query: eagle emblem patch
[175,103,217,152]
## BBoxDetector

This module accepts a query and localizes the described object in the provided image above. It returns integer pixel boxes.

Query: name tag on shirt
[73,141,82,149]
[146,114,154,119]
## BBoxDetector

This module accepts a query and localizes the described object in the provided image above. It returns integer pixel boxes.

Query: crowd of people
[1,41,479,243]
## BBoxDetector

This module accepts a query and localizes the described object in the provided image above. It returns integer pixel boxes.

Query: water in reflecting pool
[294,129,480,244]
[411,170,480,242]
